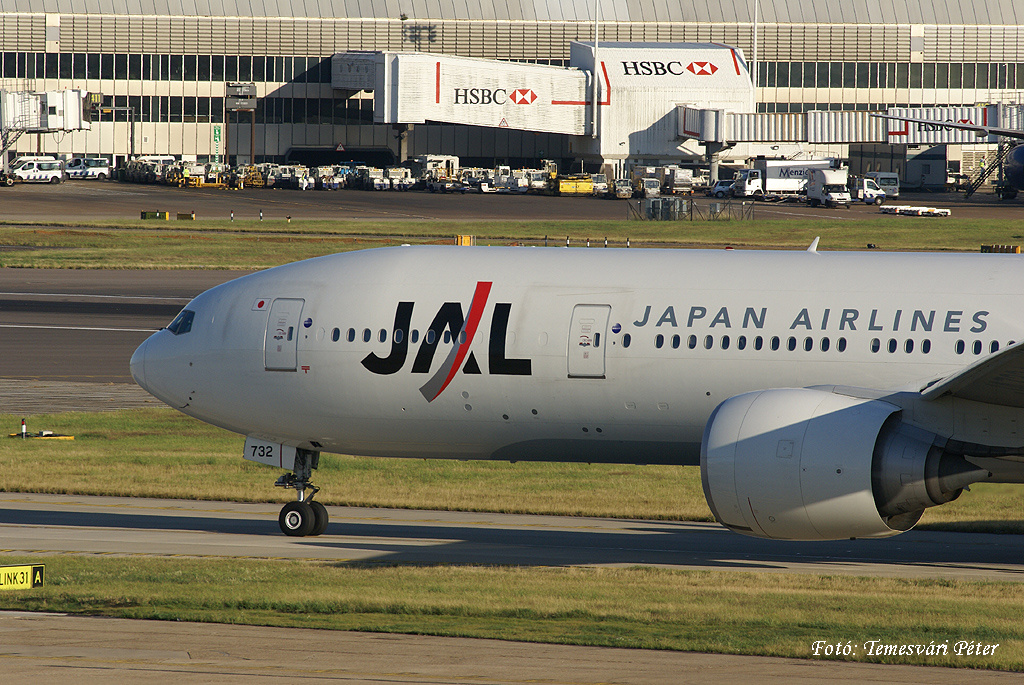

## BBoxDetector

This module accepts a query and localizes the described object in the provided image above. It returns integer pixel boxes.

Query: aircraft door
[567,304,611,378]
[264,298,305,370]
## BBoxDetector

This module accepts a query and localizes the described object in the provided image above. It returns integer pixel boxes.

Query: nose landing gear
[275,448,328,536]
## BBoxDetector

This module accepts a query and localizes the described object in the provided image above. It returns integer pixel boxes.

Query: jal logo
[687,62,718,75]
[510,89,537,105]
[361,281,532,402]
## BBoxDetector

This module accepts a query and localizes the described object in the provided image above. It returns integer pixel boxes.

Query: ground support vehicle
[806,168,852,208]
[556,175,594,196]
[65,157,111,180]
[613,178,634,198]
[865,171,900,199]
[734,159,833,200]
[849,176,886,205]
[10,159,65,184]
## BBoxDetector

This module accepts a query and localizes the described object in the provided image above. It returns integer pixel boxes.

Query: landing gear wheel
[309,501,329,536]
[280,501,315,537]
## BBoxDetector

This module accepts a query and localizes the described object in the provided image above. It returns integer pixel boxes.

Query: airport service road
[3,179,1024,223]
[2,493,1023,582]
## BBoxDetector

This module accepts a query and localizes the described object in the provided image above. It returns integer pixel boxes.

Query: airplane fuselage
[131,246,1024,466]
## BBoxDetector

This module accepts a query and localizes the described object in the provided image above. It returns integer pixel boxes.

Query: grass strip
[4,216,1024,269]
[0,409,1018,531]
[0,555,1020,670]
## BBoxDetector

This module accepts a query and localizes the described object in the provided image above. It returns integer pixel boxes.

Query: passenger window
[379,329,387,343]
[166,309,195,335]
[721,335,730,350]
[837,337,847,352]
[737,335,747,350]
[905,339,914,353]
[622,333,631,348]
[671,334,680,349]
[870,338,880,353]
[887,338,897,353]
[443,331,451,344]
[786,336,796,351]
[803,337,812,352]
[955,340,965,354]
[362,328,371,343]
[704,335,713,350]
[922,339,931,354]
[411,330,420,344]
[770,336,780,351]
[820,337,830,352]
[754,336,764,351]
[655,334,664,349]
[991,341,1000,353]
[687,335,697,349]
[347,328,355,342]
[331,328,340,342]
[973,340,982,355]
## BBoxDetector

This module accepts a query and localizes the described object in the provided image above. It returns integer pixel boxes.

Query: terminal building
[1,1,1023,177]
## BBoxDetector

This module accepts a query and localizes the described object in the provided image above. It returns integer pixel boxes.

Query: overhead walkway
[678,104,1024,146]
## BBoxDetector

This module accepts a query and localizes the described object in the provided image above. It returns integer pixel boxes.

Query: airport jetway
[679,104,1024,146]
[333,52,588,136]
[333,42,755,167]
[1,89,92,167]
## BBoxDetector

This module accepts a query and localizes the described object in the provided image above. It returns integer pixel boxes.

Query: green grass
[0,409,1018,531]
[0,556,1020,670]
[3,215,1024,269]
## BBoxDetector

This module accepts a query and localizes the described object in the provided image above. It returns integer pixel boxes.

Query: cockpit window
[166,309,195,335]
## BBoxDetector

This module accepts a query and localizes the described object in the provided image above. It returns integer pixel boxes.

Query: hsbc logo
[687,61,718,75]
[510,88,537,104]
[621,61,719,76]
[452,88,538,105]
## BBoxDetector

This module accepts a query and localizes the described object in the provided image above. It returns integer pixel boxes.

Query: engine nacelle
[700,388,990,541]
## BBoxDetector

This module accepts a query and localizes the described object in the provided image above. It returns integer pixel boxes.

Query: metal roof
[3,0,1024,24]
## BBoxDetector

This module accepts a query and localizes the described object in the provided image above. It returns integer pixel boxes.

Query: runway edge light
[0,565,44,591]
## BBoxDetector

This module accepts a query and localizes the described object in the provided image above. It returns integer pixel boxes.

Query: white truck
[864,171,900,199]
[806,168,852,208]
[732,159,834,200]
[848,176,887,205]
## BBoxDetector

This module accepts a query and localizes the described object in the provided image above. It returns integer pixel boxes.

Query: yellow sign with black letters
[0,564,44,590]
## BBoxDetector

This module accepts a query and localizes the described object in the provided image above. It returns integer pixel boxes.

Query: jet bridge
[1,89,92,168]
[679,105,1024,146]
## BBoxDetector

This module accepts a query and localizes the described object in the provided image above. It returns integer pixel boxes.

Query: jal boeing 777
[130,245,1024,539]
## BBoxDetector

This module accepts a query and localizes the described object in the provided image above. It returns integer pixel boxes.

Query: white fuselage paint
[130,246,1024,465]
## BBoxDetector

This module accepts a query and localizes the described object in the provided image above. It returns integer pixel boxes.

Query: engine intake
[700,388,990,541]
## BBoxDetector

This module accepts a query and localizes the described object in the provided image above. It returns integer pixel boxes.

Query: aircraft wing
[920,341,1024,407]
[872,113,1024,141]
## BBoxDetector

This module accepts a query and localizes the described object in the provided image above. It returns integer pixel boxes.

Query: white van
[12,159,66,183]
[66,157,111,180]
[865,172,900,199]
[10,155,58,170]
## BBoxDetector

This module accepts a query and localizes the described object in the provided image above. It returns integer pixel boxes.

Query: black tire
[874,197,883,205]
[714,190,725,198]
[50,175,61,184]
[279,501,314,536]
[97,173,107,180]
[309,501,329,536]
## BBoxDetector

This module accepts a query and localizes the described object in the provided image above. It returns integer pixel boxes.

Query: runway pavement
[2,493,1023,581]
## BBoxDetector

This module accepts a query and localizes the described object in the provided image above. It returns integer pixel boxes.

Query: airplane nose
[130,337,148,389]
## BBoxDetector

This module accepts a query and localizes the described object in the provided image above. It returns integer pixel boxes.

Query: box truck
[733,159,834,200]
[806,168,853,208]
